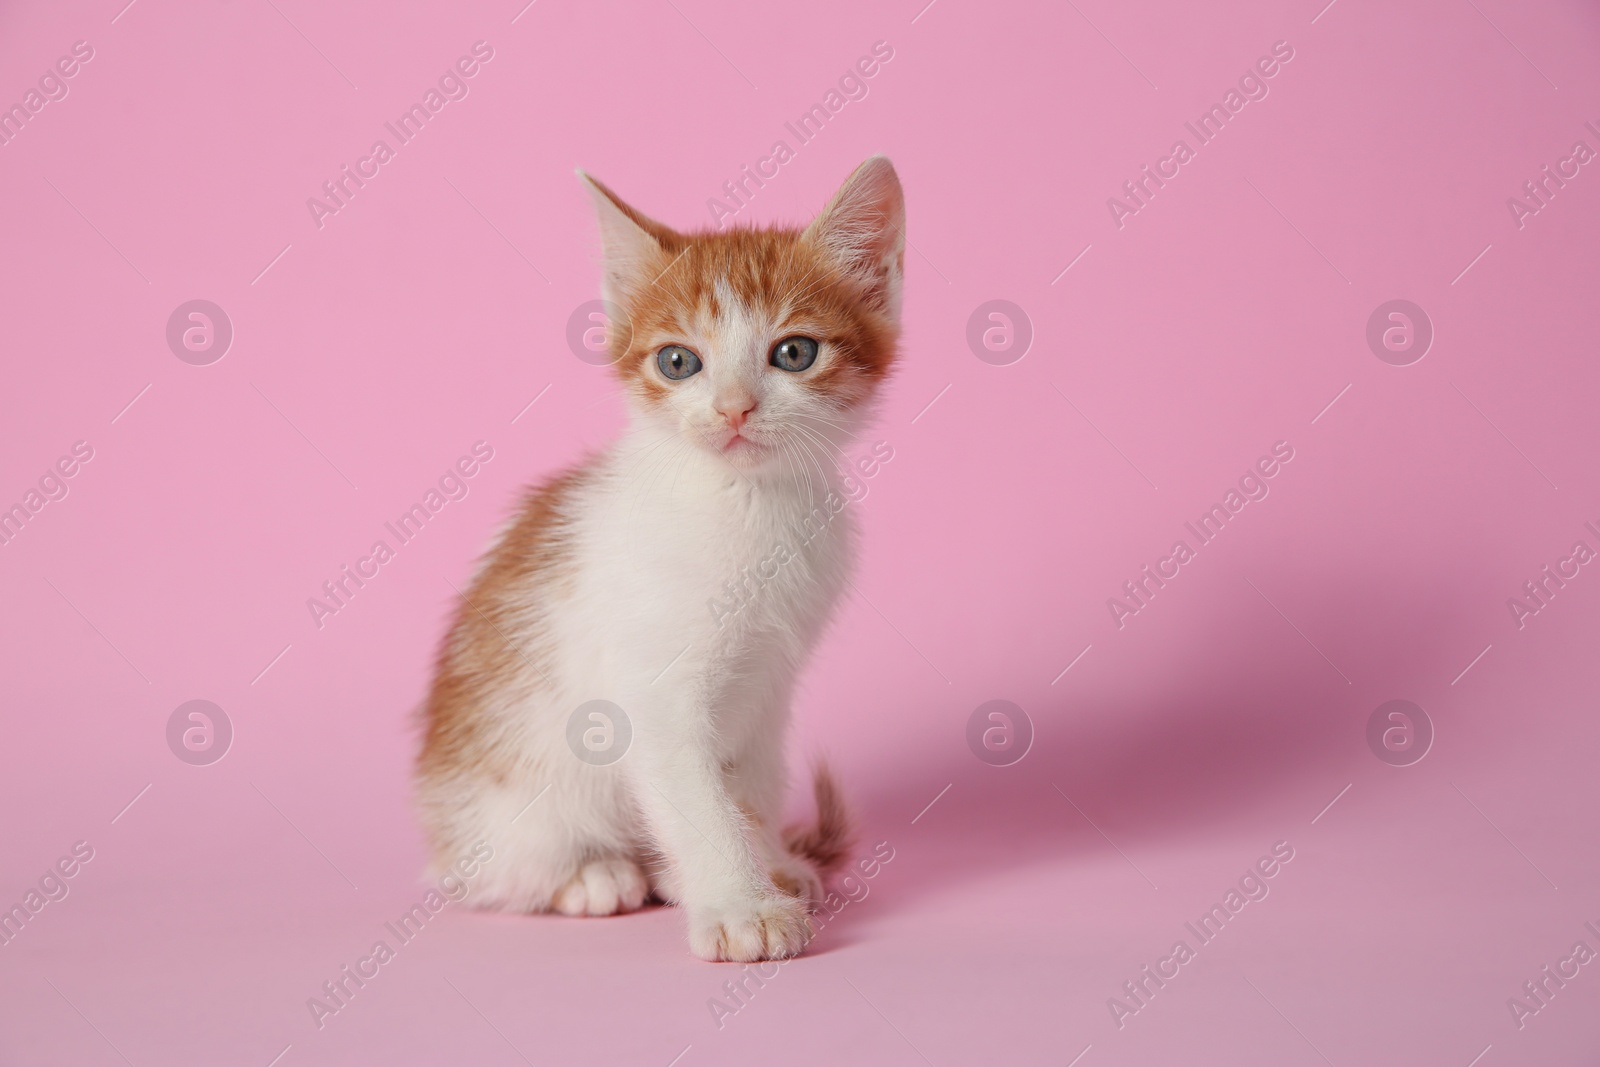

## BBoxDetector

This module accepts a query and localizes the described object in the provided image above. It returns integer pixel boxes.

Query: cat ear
[803,156,905,319]
[578,171,680,305]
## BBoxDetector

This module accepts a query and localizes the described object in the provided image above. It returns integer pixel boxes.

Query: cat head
[579,157,904,472]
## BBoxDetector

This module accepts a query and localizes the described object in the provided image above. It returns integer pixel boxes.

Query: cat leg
[628,702,812,962]
[722,725,824,907]
[421,764,647,917]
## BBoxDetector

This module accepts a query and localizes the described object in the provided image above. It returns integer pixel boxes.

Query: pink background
[3,0,1599,1063]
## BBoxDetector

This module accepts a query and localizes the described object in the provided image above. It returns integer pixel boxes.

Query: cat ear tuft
[579,171,679,304]
[803,156,905,319]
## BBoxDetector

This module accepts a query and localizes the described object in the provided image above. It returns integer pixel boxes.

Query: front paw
[689,894,814,962]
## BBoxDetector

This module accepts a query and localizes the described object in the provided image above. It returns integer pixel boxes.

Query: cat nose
[718,398,757,431]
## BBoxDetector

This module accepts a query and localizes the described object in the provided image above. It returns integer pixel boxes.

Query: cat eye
[769,336,818,373]
[656,344,703,380]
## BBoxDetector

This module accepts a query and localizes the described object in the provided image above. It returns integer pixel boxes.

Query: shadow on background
[822,577,1481,928]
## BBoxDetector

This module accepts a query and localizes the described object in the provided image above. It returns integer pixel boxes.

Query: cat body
[416,157,904,961]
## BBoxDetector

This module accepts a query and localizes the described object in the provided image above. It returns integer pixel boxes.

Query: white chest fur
[550,427,854,705]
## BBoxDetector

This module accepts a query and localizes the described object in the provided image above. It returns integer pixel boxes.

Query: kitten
[415,157,904,962]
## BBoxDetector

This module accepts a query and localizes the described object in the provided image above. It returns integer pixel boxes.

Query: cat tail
[782,761,854,875]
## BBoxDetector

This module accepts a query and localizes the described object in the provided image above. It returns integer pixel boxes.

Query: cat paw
[689,895,814,962]
[551,858,650,916]
[769,854,824,906]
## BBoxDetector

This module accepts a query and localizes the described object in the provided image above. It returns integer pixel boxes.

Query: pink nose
[719,399,756,432]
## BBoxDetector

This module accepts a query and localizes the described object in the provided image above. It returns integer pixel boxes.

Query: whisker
[787,427,833,505]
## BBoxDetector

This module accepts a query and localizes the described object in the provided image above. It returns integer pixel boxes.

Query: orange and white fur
[415,157,904,961]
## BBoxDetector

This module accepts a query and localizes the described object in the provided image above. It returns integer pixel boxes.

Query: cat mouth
[719,432,766,458]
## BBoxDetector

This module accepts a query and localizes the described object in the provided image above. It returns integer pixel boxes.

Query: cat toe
[689,895,814,962]
[552,858,650,916]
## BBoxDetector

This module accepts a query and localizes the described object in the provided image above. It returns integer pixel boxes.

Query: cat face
[581,157,904,472]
